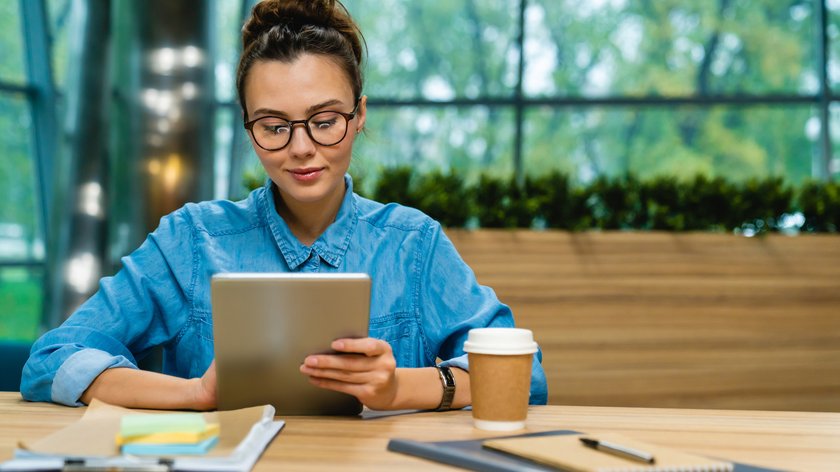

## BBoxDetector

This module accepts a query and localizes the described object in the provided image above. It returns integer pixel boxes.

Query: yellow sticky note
[117,423,220,446]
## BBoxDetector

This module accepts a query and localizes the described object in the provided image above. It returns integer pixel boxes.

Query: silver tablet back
[211,273,370,415]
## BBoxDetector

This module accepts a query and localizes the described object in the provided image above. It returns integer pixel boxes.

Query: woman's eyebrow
[252,99,345,119]
[252,107,285,117]
[306,99,344,115]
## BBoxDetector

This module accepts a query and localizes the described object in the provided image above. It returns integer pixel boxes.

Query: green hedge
[245,168,840,233]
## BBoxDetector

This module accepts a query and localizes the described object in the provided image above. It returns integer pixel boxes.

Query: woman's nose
[287,122,316,157]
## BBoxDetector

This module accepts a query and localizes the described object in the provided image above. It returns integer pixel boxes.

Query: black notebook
[387,430,781,472]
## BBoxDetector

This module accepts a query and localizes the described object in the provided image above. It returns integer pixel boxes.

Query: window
[350,0,520,100]
[0,1,46,342]
[526,1,819,97]
[352,106,516,188]
[220,0,838,188]
[523,105,817,182]
[0,2,26,84]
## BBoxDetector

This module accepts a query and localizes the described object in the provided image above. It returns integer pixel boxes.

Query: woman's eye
[261,122,289,135]
[313,118,337,129]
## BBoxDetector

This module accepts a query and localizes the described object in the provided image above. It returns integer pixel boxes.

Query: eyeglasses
[244,100,360,151]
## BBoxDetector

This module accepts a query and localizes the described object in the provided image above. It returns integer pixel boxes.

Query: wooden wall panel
[446,230,840,412]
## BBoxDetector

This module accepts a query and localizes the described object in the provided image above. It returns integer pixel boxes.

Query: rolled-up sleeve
[21,210,195,405]
[419,223,548,405]
[50,349,137,406]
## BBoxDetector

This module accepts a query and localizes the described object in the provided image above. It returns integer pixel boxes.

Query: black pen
[579,437,656,464]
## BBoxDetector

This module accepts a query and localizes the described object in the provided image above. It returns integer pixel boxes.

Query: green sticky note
[120,413,207,437]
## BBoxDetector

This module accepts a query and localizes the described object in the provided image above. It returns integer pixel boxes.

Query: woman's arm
[390,365,470,410]
[80,360,217,411]
[300,338,470,410]
[21,210,197,406]
[417,222,549,405]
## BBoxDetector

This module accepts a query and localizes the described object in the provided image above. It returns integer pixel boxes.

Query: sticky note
[120,413,207,438]
[116,423,220,445]
[121,436,219,456]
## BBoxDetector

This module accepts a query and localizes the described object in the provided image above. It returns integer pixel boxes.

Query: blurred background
[1,0,839,351]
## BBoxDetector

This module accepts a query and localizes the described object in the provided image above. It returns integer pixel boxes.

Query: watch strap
[435,365,456,411]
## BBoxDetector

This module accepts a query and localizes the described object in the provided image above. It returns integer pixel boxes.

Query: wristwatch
[435,365,456,411]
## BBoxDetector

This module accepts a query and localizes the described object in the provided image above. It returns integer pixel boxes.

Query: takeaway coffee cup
[463,328,538,431]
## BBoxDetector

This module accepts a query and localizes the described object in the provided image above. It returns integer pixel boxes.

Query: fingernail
[333,340,344,350]
[305,357,318,367]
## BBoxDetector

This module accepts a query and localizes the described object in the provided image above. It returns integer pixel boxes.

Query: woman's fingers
[330,337,391,356]
[300,365,370,384]
[302,338,394,372]
[299,337,400,409]
[303,352,376,371]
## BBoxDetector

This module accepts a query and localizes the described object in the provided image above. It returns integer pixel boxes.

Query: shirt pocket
[368,312,430,368]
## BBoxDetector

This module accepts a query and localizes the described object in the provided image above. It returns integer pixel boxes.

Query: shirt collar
[259,174,357,270]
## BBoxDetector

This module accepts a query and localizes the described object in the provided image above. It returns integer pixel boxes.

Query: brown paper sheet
[20,399,270,458]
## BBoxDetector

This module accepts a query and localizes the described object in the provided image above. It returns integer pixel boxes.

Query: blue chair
[0,341,32,391]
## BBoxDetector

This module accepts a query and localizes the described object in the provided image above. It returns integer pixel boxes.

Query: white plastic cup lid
[463,328,538,355]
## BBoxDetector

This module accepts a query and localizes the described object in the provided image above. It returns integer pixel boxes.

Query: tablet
[211,272,370,415]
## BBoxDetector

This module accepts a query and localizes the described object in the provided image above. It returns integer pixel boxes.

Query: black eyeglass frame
[243,99,361,151]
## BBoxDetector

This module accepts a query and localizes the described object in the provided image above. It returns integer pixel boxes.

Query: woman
[21,0,547,411]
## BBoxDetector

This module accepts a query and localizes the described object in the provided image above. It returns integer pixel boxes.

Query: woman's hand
[191,359,218,411]
[300,338,399,410]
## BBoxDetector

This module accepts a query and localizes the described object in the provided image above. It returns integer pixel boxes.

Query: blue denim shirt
[22,176,547,407]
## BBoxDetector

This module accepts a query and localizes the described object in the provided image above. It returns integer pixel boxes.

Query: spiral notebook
[482,433,733,472]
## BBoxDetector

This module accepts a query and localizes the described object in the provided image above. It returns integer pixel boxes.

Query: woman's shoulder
[353,193,440,234]
[165,187,266,236]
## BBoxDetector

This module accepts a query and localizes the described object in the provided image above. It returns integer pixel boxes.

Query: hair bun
[242,0,340,50]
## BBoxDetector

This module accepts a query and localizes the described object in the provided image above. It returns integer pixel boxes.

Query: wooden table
[1,392,838,471]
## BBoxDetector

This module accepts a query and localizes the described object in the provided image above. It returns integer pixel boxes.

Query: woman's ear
[355,95,367,134]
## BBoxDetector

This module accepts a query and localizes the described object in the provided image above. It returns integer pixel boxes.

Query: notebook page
[483,433,734,472]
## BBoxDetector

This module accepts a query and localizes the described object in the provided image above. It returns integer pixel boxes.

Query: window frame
[17,0,55,333]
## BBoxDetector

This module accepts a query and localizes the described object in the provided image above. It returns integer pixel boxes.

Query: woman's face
[244,54,366,207]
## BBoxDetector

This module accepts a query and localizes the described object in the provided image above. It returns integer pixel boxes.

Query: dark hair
[236,0,365,120]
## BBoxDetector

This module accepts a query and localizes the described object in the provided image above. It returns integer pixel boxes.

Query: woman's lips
[288,167,324,182]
